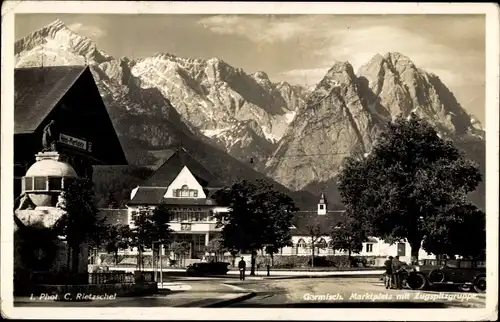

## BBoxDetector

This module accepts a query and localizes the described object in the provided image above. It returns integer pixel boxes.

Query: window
[366,243,373,253]
[23,177,33,191]
[317,238,327,249]
[48,177,62,190]
[319,204,324,210]
[174,185,199,198]
[297,239,307,248]
[180,185,190,197]
[33,177,46,190]
[62,178,74,189]
[397,242,406,257]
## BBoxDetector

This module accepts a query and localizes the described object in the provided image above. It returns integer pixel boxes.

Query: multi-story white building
[125,147,229,260]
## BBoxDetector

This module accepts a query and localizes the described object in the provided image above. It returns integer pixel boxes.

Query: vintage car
[186,262,230,276]
[405,259,486,293]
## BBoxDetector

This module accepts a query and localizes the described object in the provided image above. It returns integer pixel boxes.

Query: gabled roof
[15,66,87,134]
[291,210,346,236]
[127,187,167,206]
[143,147,223,188]
[127,187,220,206]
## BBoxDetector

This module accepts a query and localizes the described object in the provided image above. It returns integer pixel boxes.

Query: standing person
[238,257,246,281]
[384,256,394,289]
[391,255,403,290]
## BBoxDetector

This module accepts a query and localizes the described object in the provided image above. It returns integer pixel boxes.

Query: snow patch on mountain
[261,126,280,144]
[201,127,233,138]
[285,110,296,123]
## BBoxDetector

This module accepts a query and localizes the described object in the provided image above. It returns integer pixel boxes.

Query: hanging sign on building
[59,133,88,151]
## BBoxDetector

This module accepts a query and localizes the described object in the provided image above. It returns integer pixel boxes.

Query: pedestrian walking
[238,257,246,281]
[384,256,393,289]
[391,255,403,290]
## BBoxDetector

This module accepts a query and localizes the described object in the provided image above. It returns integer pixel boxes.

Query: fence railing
[17,271,138,285]
[88,272,134,284]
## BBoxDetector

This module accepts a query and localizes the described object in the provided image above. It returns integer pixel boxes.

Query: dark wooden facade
[14,66,128,198]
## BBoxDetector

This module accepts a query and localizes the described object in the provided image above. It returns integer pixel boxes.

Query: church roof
[290,210,346,236]
[15,66,87,134]
[142,147,224,188]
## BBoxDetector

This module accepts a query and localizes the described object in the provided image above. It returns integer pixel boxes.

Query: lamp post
[263,244,273,276]
[159,243,163,286]
[152,240,165,285]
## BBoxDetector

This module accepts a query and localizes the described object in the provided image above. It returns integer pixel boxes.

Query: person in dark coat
[391,255,403,289]
[238,257,246,281]
[384,256,394,289]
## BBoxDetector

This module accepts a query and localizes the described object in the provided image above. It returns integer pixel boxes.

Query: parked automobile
[404,259,486,293]
[186,262,230,276]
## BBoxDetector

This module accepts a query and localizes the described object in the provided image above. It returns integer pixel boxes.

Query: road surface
[14,277,485,308]
[226,277,486,308]
[14,281,251,308]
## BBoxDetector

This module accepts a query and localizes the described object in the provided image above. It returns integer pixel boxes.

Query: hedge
[255,255,373,269]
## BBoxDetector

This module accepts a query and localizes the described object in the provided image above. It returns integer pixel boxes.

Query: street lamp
[152,240,165,286]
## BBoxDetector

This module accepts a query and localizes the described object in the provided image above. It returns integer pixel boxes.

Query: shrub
[307,256,331,267]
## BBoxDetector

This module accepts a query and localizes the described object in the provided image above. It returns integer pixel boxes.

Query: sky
[15,14,486,123]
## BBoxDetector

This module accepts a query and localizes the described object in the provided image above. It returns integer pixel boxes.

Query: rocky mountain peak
[206,57,229,68]
[326,60,355,76]
[307,61,358,106]
[15,19,112,66]
[383,52,416,69]
[154,52,177,60]
[46,19,68,31]
[252,71,270,80]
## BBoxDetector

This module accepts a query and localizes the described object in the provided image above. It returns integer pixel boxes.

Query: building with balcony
[125,147,229,260]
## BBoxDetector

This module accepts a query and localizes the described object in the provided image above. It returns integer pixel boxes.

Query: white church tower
[317,192,328,215]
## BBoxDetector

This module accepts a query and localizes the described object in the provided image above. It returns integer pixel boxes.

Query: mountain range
[14,19,486,209]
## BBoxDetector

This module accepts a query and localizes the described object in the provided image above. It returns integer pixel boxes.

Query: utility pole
[159,244,163,286]
[151,241,156,282]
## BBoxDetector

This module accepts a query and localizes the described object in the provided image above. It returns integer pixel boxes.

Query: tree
[130,203,173,270]
[329,214,366,265]
[337,114,483,261]
[422,201,486,259]
[213,179,297,275]
[54,178,107,275]
[305,219,323,268]
[170,241,191,267]
[204,237,224,262]
[103,224,132,266]
[264,245,282,267]
[228,248,240,267]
